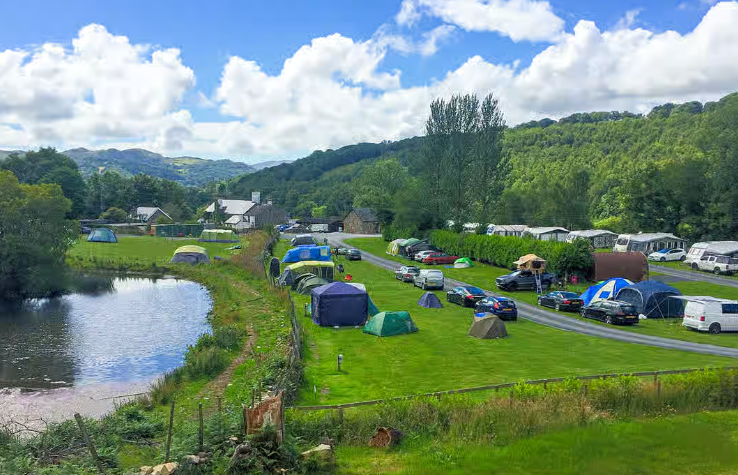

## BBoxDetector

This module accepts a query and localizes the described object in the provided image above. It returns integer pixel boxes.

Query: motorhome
[613,233,685,253]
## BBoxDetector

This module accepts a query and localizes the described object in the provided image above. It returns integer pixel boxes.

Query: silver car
[414,250,435,262]
[413,269,445,290]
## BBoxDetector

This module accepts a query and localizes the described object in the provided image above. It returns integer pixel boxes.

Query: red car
[422,252,459,265]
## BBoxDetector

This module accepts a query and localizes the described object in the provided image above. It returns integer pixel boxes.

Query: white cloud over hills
[3,2,738,160]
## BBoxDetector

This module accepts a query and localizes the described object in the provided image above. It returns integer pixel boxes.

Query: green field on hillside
[274,241,734,406]
[333,410,738,474]
[347,237,738,350]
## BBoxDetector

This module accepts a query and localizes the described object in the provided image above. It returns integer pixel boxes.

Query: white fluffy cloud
[206,1,738,158]
[396,0,565,42]
[4,3,738,160]
[0,24,195,150]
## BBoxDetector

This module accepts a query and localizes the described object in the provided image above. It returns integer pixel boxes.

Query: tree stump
[369,427,403,448]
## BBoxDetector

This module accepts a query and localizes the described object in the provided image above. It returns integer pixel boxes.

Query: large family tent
[295,275,330,295]
[311,282,368,326]
[454,257,473,268]
[282,246,331,263]
[580,278,633,306]
[386,239,405,256]
[363,311,418,337]
[398,238,421,257]
[468,315,508,339]
[87,228,118,243]
[614,281,683,318]
[284,261,335,281]
[170,245,210,265]
[418,292,443,308]
[291,234,317,247]
[199,229,238,243]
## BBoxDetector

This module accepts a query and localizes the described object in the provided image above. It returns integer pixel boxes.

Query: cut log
[369,427,403,448]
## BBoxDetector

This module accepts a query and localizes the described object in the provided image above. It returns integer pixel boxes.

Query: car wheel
[709,323,721,334]
[680,255,686,261]
[537,298,542,306]
[605,315,613,325]
[692,263,698,271]
[507,283,517,292]
[580,309,586,318]
[446,294,451,302]
[714,268,722,275]
[555,303,561,312]
[660,257,666,262]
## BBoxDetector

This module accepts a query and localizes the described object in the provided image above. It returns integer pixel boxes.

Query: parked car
[414,250,435,262]
[422,252,459,265]
[346,249,362,261]
[580,300,639,325]
[495,270,554,291]
[336,247,349,255]
[474,296,518,321]
[682,298,738,334]
[413,269,445,290]
[394,266,421,282]
[446,285,487,307]
[80,226,92,235]
[538,291,584,312]
[692,255,738,275]
[648,248,686,262]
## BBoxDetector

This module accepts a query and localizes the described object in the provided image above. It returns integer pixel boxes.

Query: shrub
[214,326,245,351]
[150,368,185,405]
[184,347,230,379]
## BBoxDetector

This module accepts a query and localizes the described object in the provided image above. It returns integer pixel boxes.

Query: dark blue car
[474,296,518,321]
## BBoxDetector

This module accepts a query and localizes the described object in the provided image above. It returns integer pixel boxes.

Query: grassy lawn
[348,237,738,351]
[333,410,738,474]
[273,241,735,406]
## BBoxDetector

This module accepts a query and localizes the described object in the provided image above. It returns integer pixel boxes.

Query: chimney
[251,191,261,204]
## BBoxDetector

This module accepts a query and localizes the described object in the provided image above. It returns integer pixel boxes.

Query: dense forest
[227,92,738,242]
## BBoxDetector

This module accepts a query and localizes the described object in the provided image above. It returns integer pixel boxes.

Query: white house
[205,198,257,226]
[133,206,171,223]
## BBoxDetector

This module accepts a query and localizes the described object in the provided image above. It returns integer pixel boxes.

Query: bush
[185,347,230,379]
[99,207,128,223]
[214,326,245,351]
[151,368,185,405]
[430,230,592,274]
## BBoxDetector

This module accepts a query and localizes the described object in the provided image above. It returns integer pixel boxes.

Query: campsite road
[325,233,738,358]
[651,265,738,289]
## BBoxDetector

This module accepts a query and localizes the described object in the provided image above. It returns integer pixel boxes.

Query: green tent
[454,257,473,268]
[171,245,210,265]
[295,275,330,295]
[363,311,418,337]
[468,315,507,339]
[199,229,239,243]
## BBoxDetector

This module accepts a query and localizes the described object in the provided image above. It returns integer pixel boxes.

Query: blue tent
[368,295,380,317]
[580,278,633,306]
[615,281,683,318]
[418,292,443,308]
[282,245,332,263]
[310,282,368,326]
[87,228,117,243]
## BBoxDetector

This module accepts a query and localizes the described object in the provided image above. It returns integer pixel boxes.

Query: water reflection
[0,274,212,388]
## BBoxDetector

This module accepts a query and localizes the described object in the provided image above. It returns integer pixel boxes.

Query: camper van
[682,298,738,334]
[684,241,738,265]
[613,233,685,254]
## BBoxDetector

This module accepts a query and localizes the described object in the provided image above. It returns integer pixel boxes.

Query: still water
[0,274,212,426]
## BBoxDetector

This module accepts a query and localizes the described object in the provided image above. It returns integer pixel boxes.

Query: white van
[682,298,738,334]
[684,241,738,265]
[413,269,445,290]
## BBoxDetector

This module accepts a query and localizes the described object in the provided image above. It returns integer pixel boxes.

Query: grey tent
[468,314,508,339]
[295,275,330,295]
[277,268,295,286]
[418,292,443,308]
[170,245,210,265]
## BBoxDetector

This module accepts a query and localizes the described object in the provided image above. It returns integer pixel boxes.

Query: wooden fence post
[74,413,106,475]
[337,408,344,424]
[165,401,175,463]
[243,405,249,435]
[657,380,662,402]
[509,390,513,407]
[198,403,204,453]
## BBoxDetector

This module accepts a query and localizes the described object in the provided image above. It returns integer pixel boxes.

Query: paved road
[651,264,738,289]
[324,233,738,358]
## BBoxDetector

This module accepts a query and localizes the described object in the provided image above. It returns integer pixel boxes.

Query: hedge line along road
[650,264,738,289]
[322,233,738,358]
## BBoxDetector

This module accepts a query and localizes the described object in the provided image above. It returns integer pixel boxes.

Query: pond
[0,274,212,426]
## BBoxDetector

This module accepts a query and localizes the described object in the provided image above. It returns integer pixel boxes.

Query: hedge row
[430,230,593,274]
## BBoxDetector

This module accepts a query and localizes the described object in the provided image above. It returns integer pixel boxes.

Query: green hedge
[430,230,592,274]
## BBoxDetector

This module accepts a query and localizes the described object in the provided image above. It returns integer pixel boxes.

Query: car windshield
[425,271,443,277]
[560,292,580,298]
[407,267,420,273]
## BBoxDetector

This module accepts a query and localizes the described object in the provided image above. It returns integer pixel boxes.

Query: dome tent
[363,311,418,337]
[87,228,117,243]
[418,292,443,308]
[295,275,330,295]
[454,257,473,268]
[171,245,210,265]
[615,281,683,318]
[468,314,508,339]
[580,278,633,306]
[386,239,405,256]
[310,282,368,327]
[199,229,238,243]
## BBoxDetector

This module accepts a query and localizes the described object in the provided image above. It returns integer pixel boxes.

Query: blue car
[474,296,518,321]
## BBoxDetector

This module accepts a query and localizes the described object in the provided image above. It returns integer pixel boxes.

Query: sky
[0,0,737,163]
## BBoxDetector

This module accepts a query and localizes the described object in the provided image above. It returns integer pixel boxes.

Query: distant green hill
[60,148,256,186]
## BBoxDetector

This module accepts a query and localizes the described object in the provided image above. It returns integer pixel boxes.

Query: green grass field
[347,237,738,350]
[333,410,738,474]
[273,242,735,406]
